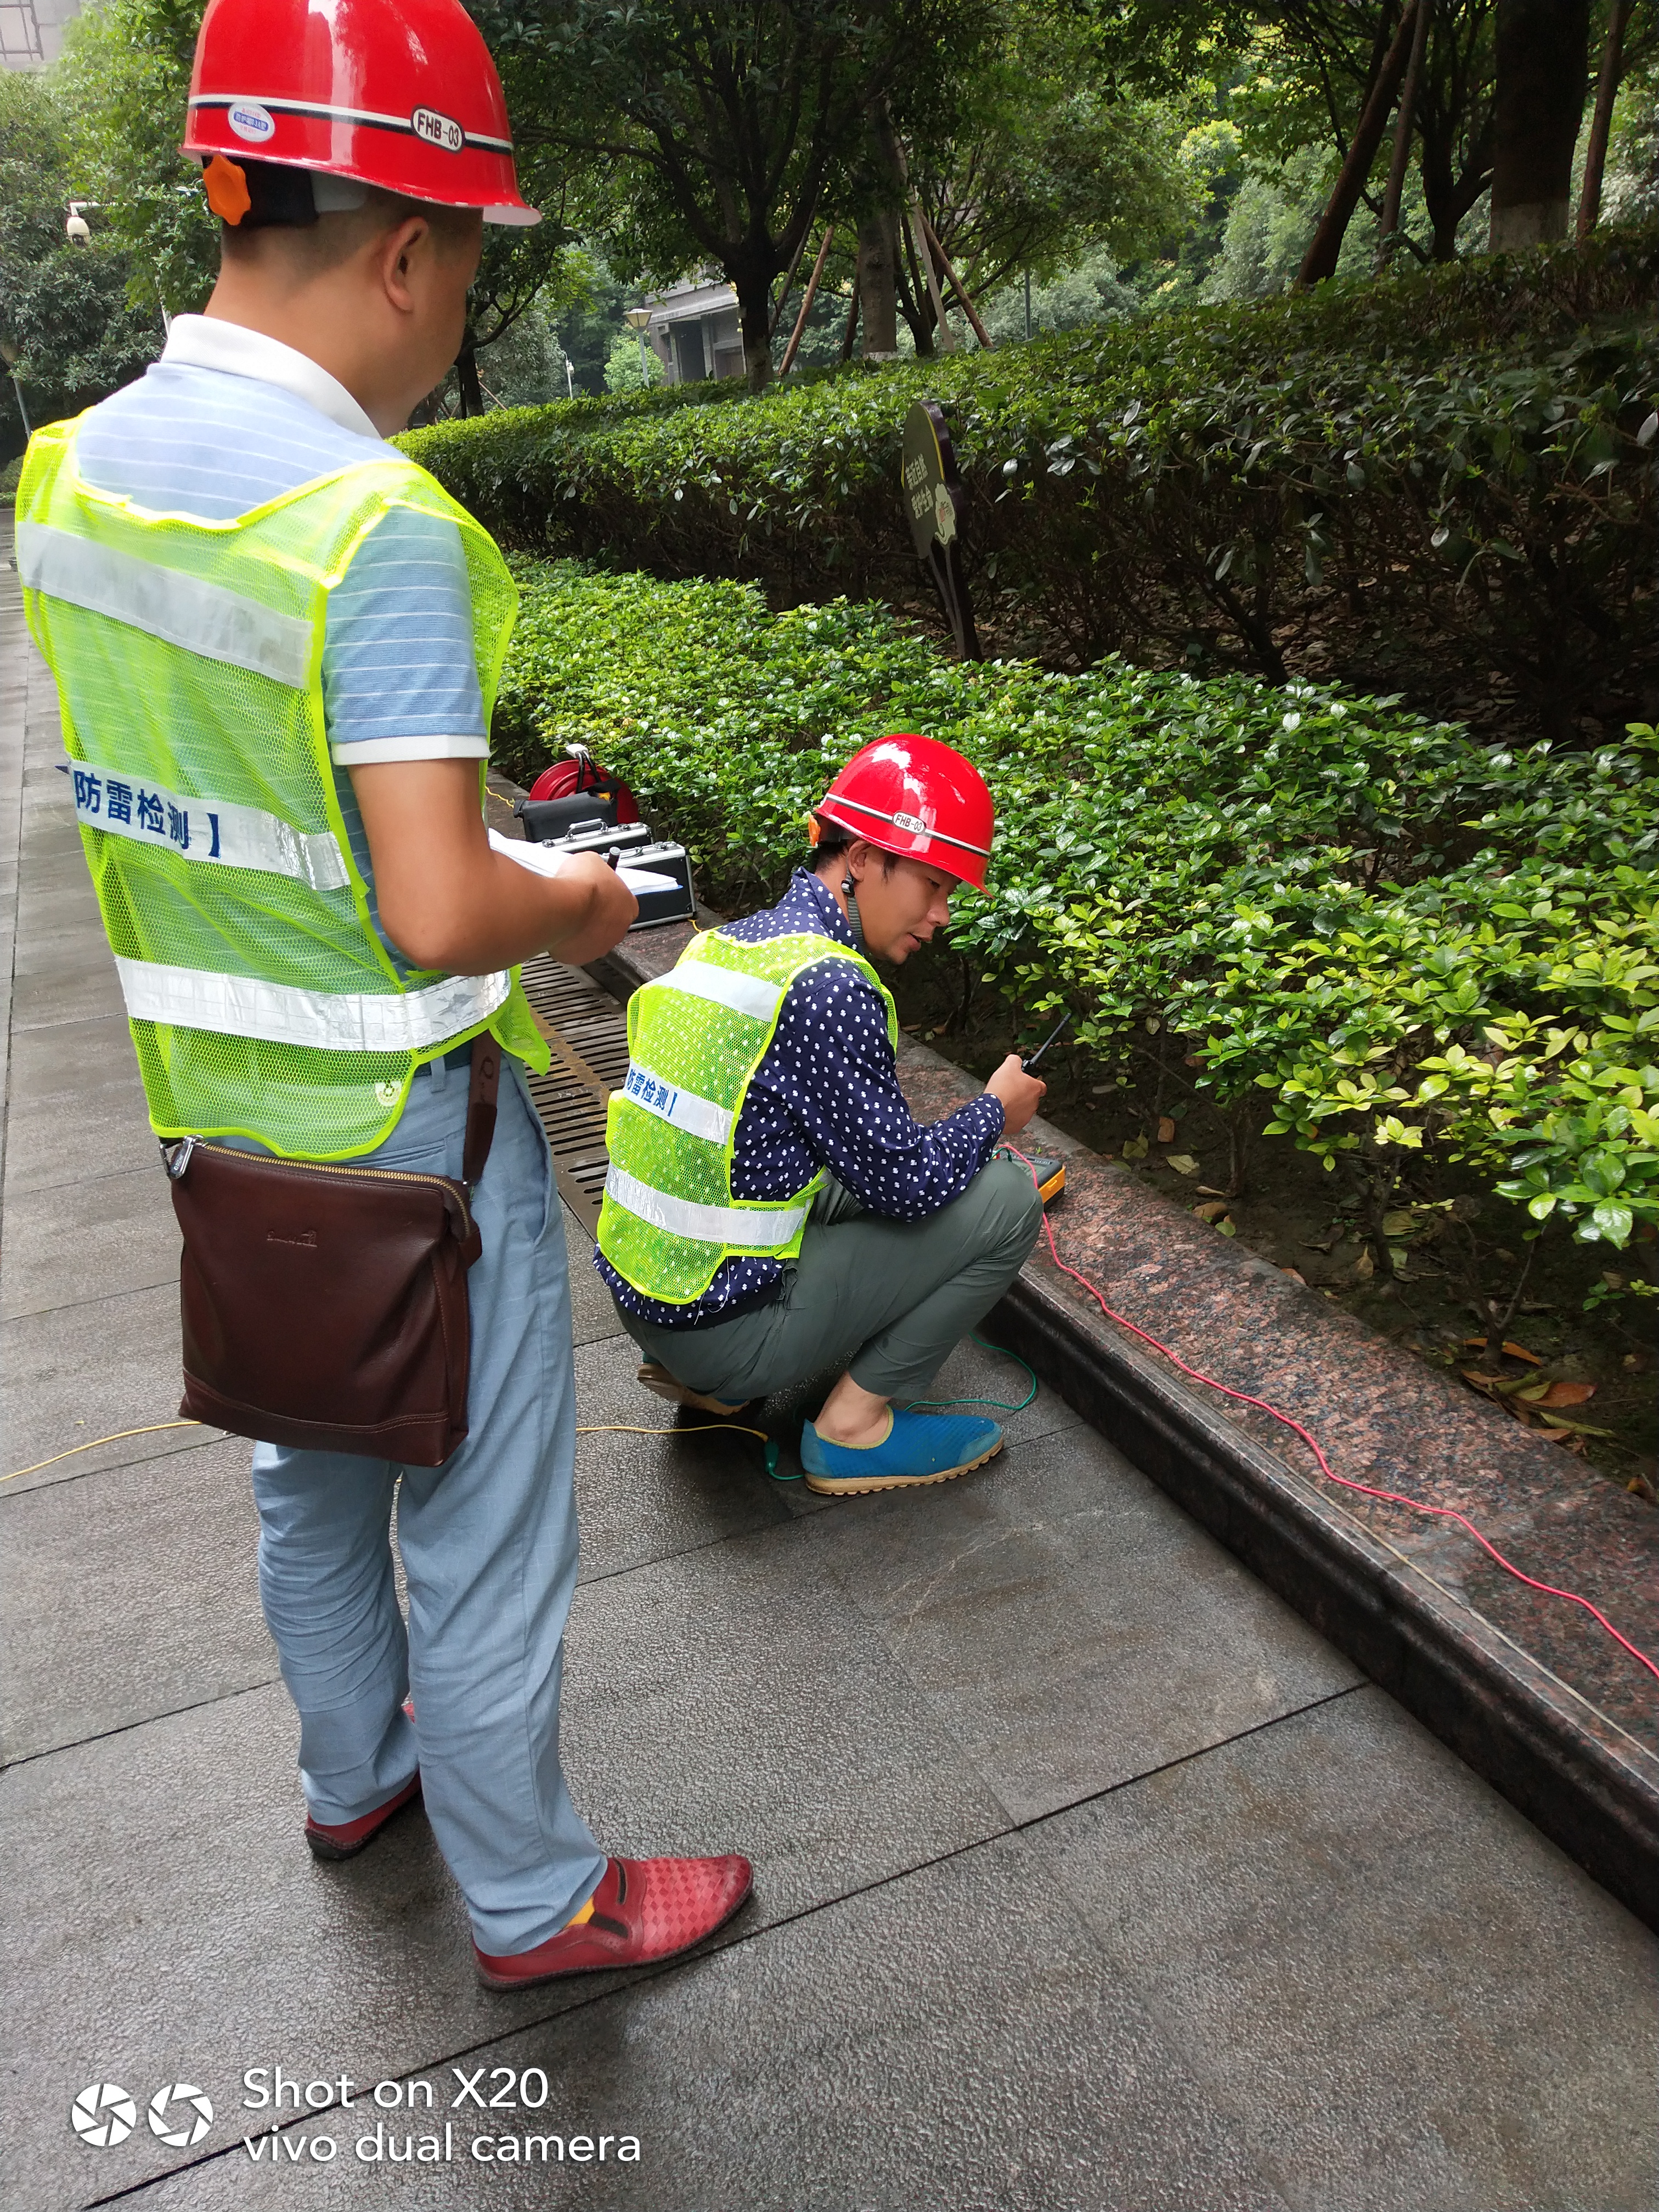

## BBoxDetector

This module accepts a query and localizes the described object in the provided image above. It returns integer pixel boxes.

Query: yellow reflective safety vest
[597,926,898,1305]
[17,416,546,1159]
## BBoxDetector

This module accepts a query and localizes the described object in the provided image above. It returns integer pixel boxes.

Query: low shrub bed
[499,558,1658,1477]
[410,230,1659,744]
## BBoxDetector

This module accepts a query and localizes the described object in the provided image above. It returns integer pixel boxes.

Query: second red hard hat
[815,735,996,891]
[184,0,539,225]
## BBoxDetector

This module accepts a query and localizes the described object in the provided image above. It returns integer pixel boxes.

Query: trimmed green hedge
[497,558,1659,1296]
[410,230,1659,742]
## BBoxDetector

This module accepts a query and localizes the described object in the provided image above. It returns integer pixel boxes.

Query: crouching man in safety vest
[18,0,750,1989]
[597,736,1052,1494]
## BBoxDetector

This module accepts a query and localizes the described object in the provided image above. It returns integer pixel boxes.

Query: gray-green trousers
[618,1155,1044,1406]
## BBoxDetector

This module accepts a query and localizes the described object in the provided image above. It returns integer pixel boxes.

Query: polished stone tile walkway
[2,519,1654,2212]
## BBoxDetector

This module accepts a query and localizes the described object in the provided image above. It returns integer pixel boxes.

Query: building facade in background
[1,0,80,66]
[640,278,744,386]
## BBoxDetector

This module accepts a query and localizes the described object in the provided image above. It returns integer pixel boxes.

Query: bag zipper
[163,1137,475,1237]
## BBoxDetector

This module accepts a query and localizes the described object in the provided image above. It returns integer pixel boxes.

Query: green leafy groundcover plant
[407,229,1659,742]
[498,558,1658,1301]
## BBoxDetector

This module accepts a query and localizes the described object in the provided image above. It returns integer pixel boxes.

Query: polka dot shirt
[597,868,1005,1329]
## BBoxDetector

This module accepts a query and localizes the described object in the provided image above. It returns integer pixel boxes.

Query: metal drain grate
[517,955,630,1233]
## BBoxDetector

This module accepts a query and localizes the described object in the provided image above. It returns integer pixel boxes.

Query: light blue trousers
[249,1054,606,1957]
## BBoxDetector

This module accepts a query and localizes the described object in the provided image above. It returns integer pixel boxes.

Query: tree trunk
[1489,0,1591,250]
[455,334,483,417]
[856,94,906,360]
[918,211,992,348]
[1420,108,1494,259]
[1576,0,1634,237]
[896,210,938,356]
[768,224,814,343]
[1297,3,1421,286]
[857,210,901,358]
[733,259,776,394]
[778,228,833,376]
[840,253,862,361]
[1429,183,1469,259]
[1376,0,1433,264]
[915,211,952,348]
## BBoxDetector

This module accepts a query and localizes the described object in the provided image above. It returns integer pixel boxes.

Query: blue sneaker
[799,1409,1003,1497]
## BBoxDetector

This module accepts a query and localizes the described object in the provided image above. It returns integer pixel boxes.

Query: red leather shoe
[304,1775,422,1861]
[474,1853,753,1989]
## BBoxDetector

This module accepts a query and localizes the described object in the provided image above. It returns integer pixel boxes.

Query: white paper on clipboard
[491,829,676,898]
[489,827,572,876]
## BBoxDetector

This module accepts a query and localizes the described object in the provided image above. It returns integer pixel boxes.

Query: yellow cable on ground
[5,1421,782,1487]
[576,1423,770,1440]
[2,1420,204,1484]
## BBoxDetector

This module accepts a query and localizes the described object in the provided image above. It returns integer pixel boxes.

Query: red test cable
[1007,1147,1659,1688]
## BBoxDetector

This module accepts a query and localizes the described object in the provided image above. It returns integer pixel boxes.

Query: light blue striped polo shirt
[74,315,489,768]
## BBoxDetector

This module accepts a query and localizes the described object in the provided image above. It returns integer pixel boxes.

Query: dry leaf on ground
[1464,1370,1544,1402]
[1462,1338,1542,1364]
[1165,1153,1199,1174]
[1157,1116,1177,1143]
[1192,1200,1230,1222]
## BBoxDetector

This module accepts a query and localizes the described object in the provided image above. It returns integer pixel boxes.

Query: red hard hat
[815,734,995,891]
[183,0,539,226]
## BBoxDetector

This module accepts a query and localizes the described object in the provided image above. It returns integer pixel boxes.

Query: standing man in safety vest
[18,0,751,1989]
[597,735,1052,1493]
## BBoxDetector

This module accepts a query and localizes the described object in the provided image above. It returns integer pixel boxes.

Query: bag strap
[462,1032,501,1190]
[158,1040,503,1188]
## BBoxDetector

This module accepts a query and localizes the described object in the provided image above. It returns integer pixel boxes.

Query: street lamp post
[623,306,653,380]
[0,338,31,439]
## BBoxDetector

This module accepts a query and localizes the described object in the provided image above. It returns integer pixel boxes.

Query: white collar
[160,315,382,442]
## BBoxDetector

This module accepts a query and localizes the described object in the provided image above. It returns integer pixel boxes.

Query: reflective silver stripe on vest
[66,763,348,892]
[650,961,785,1024]
[18,522,312,689]
[113,957,510,1053]
[618,1062,733,1146]
[603,1164,808,1249]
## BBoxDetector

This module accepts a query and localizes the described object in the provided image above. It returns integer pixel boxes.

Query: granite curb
[585,905,1659,1933]
[993,1250,1659,1933]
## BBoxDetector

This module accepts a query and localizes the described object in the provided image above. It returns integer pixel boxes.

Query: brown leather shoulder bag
[165,1038,500,1468]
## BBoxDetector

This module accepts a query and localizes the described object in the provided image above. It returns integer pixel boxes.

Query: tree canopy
[0,66,163,457]
[1,0,1651,448]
